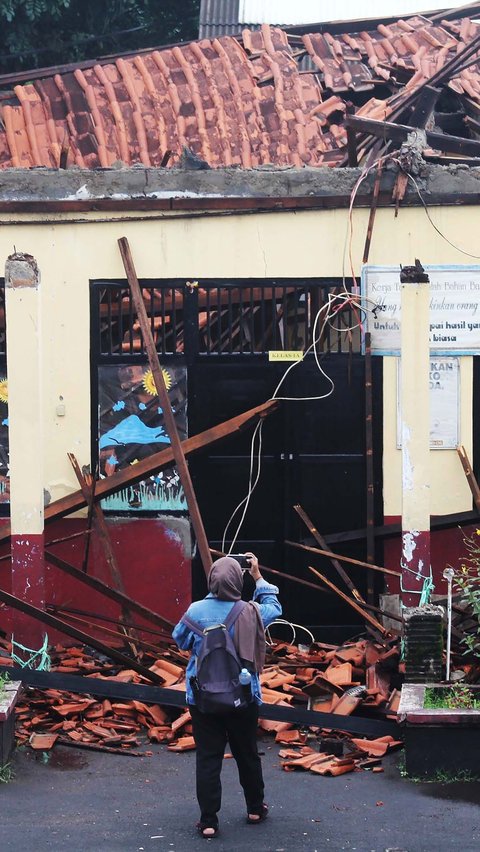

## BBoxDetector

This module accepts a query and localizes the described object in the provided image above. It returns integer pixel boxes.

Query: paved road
[2,740,480,852]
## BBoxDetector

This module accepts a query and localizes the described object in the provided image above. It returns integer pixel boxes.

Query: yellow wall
[0,202,477,514]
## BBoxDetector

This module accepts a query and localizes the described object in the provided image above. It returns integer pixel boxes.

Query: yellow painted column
[5,252,45,649]
[400,264,430,607]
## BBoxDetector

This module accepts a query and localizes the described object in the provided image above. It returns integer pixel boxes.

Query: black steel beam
[0,666,400,737]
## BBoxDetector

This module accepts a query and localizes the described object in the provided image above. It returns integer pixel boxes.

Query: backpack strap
[181,600,246,636]
[224,600,247,630]
[180,613,204,637]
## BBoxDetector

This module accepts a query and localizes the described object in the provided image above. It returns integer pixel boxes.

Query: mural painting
[98,364,187,512]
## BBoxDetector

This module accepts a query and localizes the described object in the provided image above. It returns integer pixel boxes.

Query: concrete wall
[0,201,476,519]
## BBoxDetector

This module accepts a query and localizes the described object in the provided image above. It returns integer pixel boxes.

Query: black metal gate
[91,278,383,628]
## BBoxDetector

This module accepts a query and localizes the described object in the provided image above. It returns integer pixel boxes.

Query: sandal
[246,804,269,824]
[196,821,219,838]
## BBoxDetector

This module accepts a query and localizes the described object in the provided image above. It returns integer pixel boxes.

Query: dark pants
[189,702,265,826]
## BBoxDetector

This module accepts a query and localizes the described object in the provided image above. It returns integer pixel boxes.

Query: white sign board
[362,265,480,354]
[396,357,460,450]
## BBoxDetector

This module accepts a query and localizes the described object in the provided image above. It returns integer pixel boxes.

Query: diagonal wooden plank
[0,400,278,544]
[309,566,387,635]
[45,549,175,632]
[0,588,164,684]
[118,236,211,575]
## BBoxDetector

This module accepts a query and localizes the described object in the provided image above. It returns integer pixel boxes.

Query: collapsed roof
[1,5,480,170]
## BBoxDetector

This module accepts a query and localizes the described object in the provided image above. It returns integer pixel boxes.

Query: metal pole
[443,566,454,682]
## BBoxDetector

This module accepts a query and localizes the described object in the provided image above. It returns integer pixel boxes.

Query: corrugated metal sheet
[199,0,242,39]
[1,15,479,171]
[239,0,469,25]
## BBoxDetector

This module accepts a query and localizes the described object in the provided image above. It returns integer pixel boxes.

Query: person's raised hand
[244,552,261,581]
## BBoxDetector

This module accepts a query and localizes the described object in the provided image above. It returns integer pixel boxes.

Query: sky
[239,0,473,24]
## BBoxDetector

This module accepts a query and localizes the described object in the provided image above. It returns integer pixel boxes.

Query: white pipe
[443,567,455,682]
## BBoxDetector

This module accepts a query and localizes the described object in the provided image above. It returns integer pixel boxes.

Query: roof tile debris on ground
[1,9,480,169]
[1,632,403,776]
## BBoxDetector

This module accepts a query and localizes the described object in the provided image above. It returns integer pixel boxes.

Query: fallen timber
[286,540,401,577]
[0,400,278,544]
[324,510,480,546]
[0,666,399,738]
[309,567,389,636]
[293,504,366,602]
[0,588,164,685]
[119,235,212,577]
[68,452,139,655]
[208,548,330,594]
[45,549,175,632]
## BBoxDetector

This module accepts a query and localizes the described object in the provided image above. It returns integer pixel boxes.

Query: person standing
[172,553,282,838]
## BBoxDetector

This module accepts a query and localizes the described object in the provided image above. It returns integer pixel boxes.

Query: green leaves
[0,0,200,72]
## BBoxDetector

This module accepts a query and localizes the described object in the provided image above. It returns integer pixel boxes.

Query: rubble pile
[1,632,407,774]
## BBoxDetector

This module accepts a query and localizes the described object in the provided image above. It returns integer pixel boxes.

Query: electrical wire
[265,619,316,646]
[224,146,480,555]
[222,290,378,552]
[407,172,480,260]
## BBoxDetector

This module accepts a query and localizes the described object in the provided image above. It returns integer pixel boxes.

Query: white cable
[265,619,296,645]
[266,619,316,646]
[223,158,390,551]
[223,418,263,554]
[223,291,379,551]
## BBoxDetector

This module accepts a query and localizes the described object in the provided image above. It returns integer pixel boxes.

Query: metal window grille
[93,279,360,358]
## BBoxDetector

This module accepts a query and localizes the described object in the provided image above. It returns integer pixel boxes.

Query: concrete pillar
[5,252,45,649]
[400,262,430,607]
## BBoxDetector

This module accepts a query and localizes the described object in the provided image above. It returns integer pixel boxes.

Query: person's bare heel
[246,804,268,824]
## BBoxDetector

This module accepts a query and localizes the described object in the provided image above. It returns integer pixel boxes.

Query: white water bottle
[239,668,252,686]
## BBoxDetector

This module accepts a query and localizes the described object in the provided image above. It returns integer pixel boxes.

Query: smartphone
[230,554,252,573]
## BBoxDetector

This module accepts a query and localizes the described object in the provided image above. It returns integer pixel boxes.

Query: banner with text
[362,265,480,354]
[396,357,459,450]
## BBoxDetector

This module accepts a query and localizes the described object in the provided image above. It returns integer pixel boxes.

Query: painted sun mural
[98,364,187,512]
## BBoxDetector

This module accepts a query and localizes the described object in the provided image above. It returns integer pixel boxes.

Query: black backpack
[181,600,252,714]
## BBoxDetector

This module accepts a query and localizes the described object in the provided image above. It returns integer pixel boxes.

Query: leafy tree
[0,0,200,73]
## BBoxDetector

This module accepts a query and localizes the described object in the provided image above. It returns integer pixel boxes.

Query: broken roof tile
[0,13,480,170]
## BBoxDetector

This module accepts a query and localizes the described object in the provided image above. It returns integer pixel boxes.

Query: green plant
[0,762,14,783]
[0,0,201,72]
[452,532,480,659]
[424,685,480,711]
[0,670,10,698]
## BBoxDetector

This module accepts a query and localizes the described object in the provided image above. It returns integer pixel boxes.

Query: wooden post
[5,252,45,649]
[345,103,358,167]
[118,237,212,576]
[364,333,375,604]
[67,453,139,657]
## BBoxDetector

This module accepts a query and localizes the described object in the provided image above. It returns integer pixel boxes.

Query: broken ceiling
[0,8,480,169]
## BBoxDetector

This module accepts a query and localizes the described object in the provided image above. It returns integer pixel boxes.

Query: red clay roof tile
[0,15,479,170]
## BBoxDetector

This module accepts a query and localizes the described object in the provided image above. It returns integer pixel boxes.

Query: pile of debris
[1,631,406,776]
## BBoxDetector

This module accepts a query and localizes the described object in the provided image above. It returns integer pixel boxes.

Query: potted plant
[399,533,480,779]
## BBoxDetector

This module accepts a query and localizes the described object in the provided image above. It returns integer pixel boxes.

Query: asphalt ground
[2,737,480,852]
